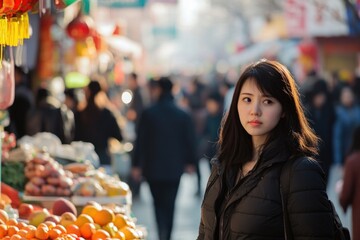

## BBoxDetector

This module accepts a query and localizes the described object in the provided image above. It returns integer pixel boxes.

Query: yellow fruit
[102,222,118,237]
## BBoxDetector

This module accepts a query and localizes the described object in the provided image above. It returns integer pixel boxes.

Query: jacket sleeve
[288,157,334,239]
[339,155,356,212]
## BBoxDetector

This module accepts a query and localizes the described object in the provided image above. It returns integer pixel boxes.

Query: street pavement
[130,159,352,240]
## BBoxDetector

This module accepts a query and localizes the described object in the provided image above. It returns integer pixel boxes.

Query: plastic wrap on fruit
[0,53,14,110]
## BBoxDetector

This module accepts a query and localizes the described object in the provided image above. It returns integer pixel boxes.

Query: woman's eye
[263,99,273,104]
[243,97,251,102]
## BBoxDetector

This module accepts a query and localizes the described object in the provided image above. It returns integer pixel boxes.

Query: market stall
[1,131,146,239]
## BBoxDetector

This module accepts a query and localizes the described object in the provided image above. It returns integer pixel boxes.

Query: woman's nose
[250,102,261,116]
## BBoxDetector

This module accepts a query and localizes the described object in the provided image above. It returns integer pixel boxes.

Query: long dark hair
[217,59,319,172]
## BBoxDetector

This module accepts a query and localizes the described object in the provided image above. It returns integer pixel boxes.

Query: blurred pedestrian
[26,79,75,144]
[126,72,144,126]
[74,79,123,173]
[8,66,34,139]
[333,85,360,166]
[198,59,337,239]
[126,72,145,198]
[131,76,197,240]
[304,78,335,184]
[339,125,360,240]
[186,77,207,197]
[202,92,223,165]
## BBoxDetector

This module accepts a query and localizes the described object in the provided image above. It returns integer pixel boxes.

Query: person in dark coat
[131,76,197,240]
[26,87,75,144]
[340,126,360,240]
[74,79,123,171]
[198,59,336,239]
[303,78,335,184]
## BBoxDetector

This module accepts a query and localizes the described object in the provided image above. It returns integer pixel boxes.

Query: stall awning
[105,36,142,59]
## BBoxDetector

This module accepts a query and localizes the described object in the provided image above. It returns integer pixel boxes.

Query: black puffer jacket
[198,155,335,240]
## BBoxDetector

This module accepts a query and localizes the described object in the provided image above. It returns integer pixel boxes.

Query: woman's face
[238,78,283,147]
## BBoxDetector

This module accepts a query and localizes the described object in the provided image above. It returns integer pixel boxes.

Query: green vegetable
[1,162,26,191]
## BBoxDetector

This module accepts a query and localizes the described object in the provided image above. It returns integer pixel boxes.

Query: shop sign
[97,0,147,8]
[285,0,306,37]
[285,0,349,37]
[306,0,348,36]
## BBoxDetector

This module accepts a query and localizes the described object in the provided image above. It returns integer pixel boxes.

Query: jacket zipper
[218,162,275,239]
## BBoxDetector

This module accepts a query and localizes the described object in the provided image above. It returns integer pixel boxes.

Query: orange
[48,228,62,239]
[119,226,140,239]
[0,224,8,238]
[9,234,22,240]
[35,225,49,240]
[74,214,94,227]
[6,218,18,226]
[7,225,20,237]
[113,214,130,229]
[53,224,67,234]
[66,224,81,237]
[43,221,56,229]
[80,222,96,238]
[93,208,114,226]
[16,221,27,229]
[25,228,36,239]
[113,230,126,240]
[81,205,101,219]
[91,229,110,240]
[17,229,28,238]
[0,209,9,223]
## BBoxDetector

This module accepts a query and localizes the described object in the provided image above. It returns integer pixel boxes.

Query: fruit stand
[0,131,146,239]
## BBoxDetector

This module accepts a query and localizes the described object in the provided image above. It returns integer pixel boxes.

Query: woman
[340,126,360,240]
[197,59,335,239]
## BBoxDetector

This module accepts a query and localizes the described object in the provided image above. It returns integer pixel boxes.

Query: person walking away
[198,59,338,239]
[303,78,335,184]
[74,79,123,173]
[131,77,197,240]
[333,85,360,167]
[339,125,360,240]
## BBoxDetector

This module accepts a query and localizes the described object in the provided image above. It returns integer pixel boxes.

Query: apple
[60,212,77,227]
[18,203,34,220]
[52,198,77,216]
[28,208,51,227]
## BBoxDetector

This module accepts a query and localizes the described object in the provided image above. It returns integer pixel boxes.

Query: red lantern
[66,14,94,41]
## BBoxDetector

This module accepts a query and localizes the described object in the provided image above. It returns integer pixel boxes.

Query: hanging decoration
[0,0,36,59]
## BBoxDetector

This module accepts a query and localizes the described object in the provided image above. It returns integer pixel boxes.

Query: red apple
[18,203,34,219]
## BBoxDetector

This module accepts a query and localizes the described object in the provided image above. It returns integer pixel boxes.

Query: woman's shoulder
[288,156,323,173]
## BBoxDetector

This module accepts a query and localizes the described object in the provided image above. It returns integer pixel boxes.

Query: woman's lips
[249,120,262,126]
